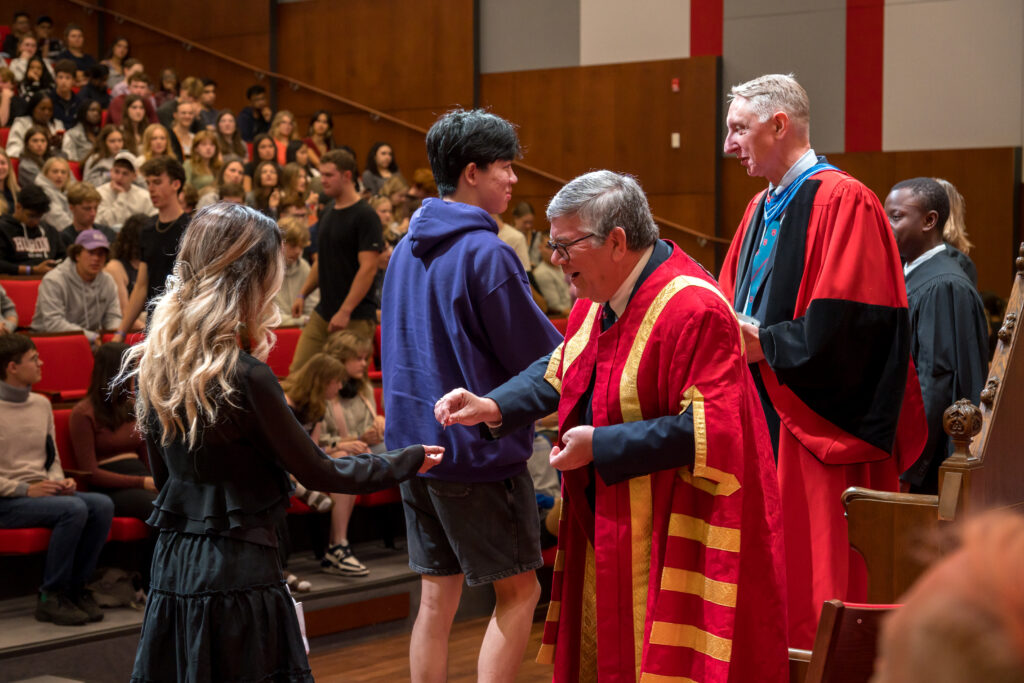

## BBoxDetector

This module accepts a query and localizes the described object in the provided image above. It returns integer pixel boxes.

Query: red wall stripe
[845,0,885,152]
[690,0,723,57]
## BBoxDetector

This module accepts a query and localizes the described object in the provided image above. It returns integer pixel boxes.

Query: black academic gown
[902,248,989,492]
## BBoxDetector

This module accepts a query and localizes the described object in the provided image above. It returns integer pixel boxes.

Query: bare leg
[410,574,463,683]
[477,570,541,683]
[328,493,357,545]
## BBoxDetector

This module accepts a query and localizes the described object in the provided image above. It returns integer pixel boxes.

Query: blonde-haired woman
[269,110,298,166]
[122,203,442,682]
[140,124,173,163]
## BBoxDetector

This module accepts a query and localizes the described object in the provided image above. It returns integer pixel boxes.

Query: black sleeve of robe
[485,353,560,437]
[592,406,696,486]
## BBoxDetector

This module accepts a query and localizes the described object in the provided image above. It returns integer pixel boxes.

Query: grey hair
[546,170,659,250]
[729,73,810,135]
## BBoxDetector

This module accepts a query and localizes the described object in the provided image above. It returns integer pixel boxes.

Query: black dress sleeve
[145,431,168,491]
[242,359,425,494]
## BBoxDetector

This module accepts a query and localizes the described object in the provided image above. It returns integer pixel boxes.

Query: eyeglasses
[547,234,595,261]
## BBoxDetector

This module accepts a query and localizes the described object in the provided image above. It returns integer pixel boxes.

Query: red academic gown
[719,168,927,648]
[540,245,788,682]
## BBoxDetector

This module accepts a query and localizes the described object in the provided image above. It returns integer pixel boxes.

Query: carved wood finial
[1017,242,1024,273]
[998,312,1017,344]
[943,399,983,461]
[979,376,1000,406]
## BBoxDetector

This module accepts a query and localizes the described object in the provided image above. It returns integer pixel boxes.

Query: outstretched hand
[418,445,445,473]
[433,388,501,429]
[549,426,595,471]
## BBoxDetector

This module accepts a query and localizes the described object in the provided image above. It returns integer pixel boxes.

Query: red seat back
[51,407,76,470]
[67,160,83,181]
[550,317,569,336]
[0,277,42,328]
[31,334,94,400]
[266,326,301,378]
[0,126,9,148]
[805,600,899,683]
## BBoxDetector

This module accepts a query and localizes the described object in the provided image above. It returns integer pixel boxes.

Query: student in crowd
[7,91,64,158]
[153,68,177,108]
[2,12,33,57]
[120,95,150,156]
[275,217,319,326]
[531,236,573,315]
[108,71,158,126]
[238,84,273,142]
[83,125,130,187]
[185,130,222,196]
[101,37,130,89]
[77,64,111,109]
[97,153,156,230]
[104,214,146,333]
[140,123,173,163]
[286,142,321,186]
[54,24,98,82]
[0,334,114,626]
[303,109,334,165]
[510,200,542,266]
[280,161,316,210]
[243,133,278,193]
[168,100,197,162]
[379,175,412,237]
[156,76,203,133]
[361,141,404,196]
[111,157,188,340]
[123,202,441,681]
[47,59,80,129]
[368,195,400,244]
[15,124,54,187]
[269,110,298,166]
[70,341,156,519]
[32,229,121,342]
[16,56,54,104]
[0,184,60,275]
[215,110,247,160]
[0,283,16,332]
[494,211,530,271]
[196,79,218,130]
[36,156,74,230]
[33,16,62,57]
[59,181,115,249]
[195,156,246,210]
[9,34,53,84]
[246,160,281,218]
[0,150,19,214]
[0,68,16,128]
[61,99,103,162]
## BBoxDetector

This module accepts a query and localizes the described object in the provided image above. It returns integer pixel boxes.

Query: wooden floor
[309,618,552,681]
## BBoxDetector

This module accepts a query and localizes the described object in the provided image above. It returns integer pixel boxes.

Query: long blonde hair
[281,353,344,424]
[934,178,973,255]
[121,203,284,447]
[323,331,374,401]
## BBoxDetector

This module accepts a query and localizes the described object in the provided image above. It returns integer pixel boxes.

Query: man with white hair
[718,73,927,648]
[437,170,788,682]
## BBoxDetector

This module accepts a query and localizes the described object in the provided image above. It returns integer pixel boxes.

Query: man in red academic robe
[718,74,927,648]
[436,171,788,682]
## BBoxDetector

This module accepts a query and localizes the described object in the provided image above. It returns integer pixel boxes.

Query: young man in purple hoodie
[382,109,561,682]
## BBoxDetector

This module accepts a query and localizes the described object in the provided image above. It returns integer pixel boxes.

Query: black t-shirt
[140,213,190,304]
[314,199,383,321]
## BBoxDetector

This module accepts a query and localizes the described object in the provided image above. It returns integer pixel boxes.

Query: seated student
[280,161,317,211]
[275,217,319,326]
[243,133,278,193]
[83,125,131,188]
[214,111,248,160]
[69,342,156,519]
[47,59,80,130]
[139,123,173,165]
[184,130,221,195]
[2,12,32,58]
[120,95,150,157]
[152,68,177,108]
[246,160,280,218]
[156,76,203,133]
[168,100,197,162]
[884,178,989,494]
[61,99,103,163]
[0,184,60,275]
[0,282,17,332]
[59,181,116,249]
[0,149,18,215]
[100,37,130,90]
[34,15,63,58]
[361,142,405,196]
[104,214,147,332]
[15,124,54,188]
[32,229,121,342]
[52,24,98,83]
[196,79,218,131]
[195,156,246,210]
[510,200,542,266]
[97,152,156,229]
[493,211,530,271]
[369,195,399,244]
[6,91,64,159]
[8,33,54,84]
[0,334,114,626]
[237,84,273,142]
[269,110,298,166]
[36,156,74,230]
[77,64,110,110]
[0,67,17,129]
[531,236,573,316]
[108,71,158,126]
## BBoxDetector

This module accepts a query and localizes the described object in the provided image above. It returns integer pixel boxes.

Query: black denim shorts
[400,469,543,586]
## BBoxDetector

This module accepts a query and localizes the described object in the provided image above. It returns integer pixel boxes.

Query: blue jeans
[0,492,114,592]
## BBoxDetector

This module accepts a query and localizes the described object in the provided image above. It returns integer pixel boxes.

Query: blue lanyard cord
[763,162,839,224]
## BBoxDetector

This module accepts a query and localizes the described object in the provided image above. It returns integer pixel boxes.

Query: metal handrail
[62,0,729,245]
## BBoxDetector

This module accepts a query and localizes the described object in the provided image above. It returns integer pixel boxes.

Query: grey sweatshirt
[0,381,64,497]
[31,257,121,340]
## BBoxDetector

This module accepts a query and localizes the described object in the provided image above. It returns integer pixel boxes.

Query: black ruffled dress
[130,353,424,683]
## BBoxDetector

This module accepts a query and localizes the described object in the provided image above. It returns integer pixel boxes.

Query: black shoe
[35,590,89,626]
[70,588,104,622]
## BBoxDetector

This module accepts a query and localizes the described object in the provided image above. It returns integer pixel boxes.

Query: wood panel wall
[720,147,1021,297]
[480,57,721,269]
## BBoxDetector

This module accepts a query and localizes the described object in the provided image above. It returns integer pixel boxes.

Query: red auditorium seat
[0,277,42,328]
[266,325,301,377]
[100,331,145,345]
[101,109,109,126]
[550,317,569,336]
[0,126,9,148]
[30,333,94,401]
[67,160,83,182]
[373,325,381,367]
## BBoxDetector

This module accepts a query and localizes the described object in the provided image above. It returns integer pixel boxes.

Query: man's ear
[772,111,791,137]
[922,209,940,232]
[608,226,629,260]
[461,162,479,188]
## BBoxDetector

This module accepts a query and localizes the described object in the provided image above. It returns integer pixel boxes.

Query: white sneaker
[321,542,369,577]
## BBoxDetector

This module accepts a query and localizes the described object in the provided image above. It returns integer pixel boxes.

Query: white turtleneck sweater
[0,380,64,497]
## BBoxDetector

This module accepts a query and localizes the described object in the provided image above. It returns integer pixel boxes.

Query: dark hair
[53,59,77,77]
[12,11,29,22]
[76,97,103,129]
[19,124,51,165]
[87,342,134,430]
[425,109,520,197]
[87,64,109,81]
[64,23,83,38]
[111,213,146,261]
[285,140,308,165]
[202,78,217,89]
[140,156,186,189]
[251,160,280,211]
[16,183,51,214]
[245,85,266,100]
[307,109,334,147]
[892,177,951,231]
[321,149,358,177]
[251,133,276,161]
[23,56,54,90]
[36,15,53,26]
[127,71,149,85]
[512,201,534,218]
[26,91,53,121]
[0,334,34,380]
[364,141,399,178]
[121,95,148,150]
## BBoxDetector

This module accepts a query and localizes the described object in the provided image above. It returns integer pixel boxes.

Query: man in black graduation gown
[884,177,990,493]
